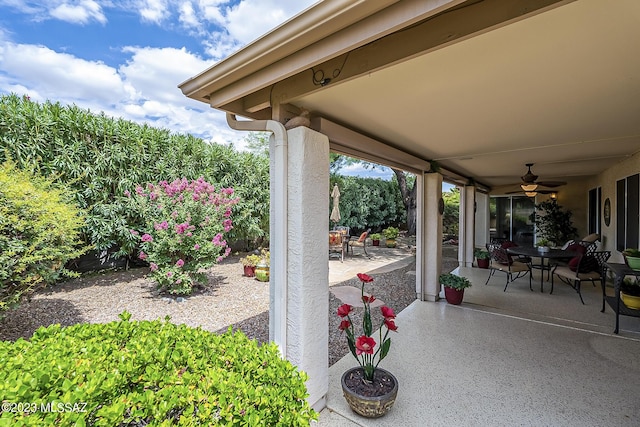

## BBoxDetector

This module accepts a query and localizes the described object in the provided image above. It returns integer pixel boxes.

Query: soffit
[293,0,640,188]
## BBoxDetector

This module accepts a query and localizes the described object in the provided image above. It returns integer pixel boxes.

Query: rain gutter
[226,113,288,358]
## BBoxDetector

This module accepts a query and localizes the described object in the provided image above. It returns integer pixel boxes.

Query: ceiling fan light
[525,191,537,197]
[521,184,538,192]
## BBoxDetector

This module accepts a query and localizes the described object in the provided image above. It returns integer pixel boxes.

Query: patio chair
[329,231,346,262]
[550,250,610,304]
[484,243,532,292]
[348,228,371,257]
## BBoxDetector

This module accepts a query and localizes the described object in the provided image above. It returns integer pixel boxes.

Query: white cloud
[222,0,316,45]
[138,0,170,24]
[0,42,131,103]
[119,46,213,105]
[50,0,106,25]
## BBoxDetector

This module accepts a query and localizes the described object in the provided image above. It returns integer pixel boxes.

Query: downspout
[226,113,288,358]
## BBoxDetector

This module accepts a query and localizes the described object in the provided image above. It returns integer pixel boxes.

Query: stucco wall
[589,152,640,263]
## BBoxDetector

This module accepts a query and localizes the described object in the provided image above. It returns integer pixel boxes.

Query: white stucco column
[416,172,442,301]
[458,185,476,267]
[282,126,329,411]
[475,192,490,248]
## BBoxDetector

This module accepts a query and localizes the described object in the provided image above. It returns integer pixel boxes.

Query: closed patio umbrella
[330,183,341,224]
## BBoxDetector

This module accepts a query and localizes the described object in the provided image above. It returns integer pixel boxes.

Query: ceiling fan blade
[537,181,566,188]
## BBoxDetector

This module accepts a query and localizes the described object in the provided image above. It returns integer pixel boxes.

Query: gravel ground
[0,243,459,367]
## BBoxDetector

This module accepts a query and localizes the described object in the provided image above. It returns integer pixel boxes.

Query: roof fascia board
[178,0,400,101]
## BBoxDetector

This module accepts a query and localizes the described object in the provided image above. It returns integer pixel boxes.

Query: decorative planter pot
[255,263,269,282]
[624,255,640,271]
[385,239,397,248]
[341,367,398,418]
[476,258,489,269]
[444,286,465,305]
[372,240,380,247]
[621,291,640,309]
[243,265,256,277]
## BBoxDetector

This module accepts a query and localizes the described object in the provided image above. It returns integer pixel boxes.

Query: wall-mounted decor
[604,198,611,227]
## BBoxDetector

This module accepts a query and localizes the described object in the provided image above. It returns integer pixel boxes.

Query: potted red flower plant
[337,273,399,418]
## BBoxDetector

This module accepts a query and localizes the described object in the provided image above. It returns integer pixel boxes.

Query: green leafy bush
[382,226,400,239]
[0,312,317,426]
[329,174,405,232]
[0,94,269,254]
[439,273,472,290]
[122,178,239,294]
[0,162,88,311]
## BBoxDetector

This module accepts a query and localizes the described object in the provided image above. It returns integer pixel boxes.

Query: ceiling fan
[508,163,566,197]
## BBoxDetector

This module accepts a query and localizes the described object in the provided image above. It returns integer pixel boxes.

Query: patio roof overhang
[179,0,640,192]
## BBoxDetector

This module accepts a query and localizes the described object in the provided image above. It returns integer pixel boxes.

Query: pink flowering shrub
[124,178,239,294]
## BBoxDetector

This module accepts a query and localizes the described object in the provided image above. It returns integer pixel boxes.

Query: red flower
[339,320,351,331]
[355,336,376,355]
[381,306,396,319]
[362,295,376,304]
[357,273,374,283]
[384,318,398,331]
[337,304,352,317]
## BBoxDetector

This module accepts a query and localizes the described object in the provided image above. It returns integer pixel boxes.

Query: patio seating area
[317,264,640,426]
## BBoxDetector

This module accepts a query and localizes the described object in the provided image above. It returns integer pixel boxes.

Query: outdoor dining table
[507,246,579,292]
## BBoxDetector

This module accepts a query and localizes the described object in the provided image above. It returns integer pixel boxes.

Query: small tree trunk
[392,168,417,235]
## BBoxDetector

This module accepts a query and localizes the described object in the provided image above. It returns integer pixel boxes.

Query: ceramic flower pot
[385,239,397,248]
[476,258,489,269]
[624,255,640,271]
[341,367,398,418]
[243,265,256,277]
[621,291,640,310]
[444,286,465,305]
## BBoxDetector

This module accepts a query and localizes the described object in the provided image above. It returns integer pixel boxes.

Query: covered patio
[179,0,640,420]
[320,265,640,426]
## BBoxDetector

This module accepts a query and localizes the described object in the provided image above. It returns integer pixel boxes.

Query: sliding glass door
[490,196,536,246]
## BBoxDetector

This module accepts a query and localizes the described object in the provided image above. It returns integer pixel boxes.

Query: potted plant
[370,233,382,247]
[622,248,640,271]
[439,273,472,305]
[620,278,640,309]
[240,254,261,277]
[255,249,270,282]
[382,227,399,248]
[474,248,490,269]
[336,273,399,418]
[536,239,550,252]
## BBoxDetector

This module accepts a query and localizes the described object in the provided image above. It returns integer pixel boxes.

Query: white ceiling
[295,0,640,189]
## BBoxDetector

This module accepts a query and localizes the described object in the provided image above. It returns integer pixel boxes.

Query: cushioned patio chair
[485,243,532,292]
[348,228,371,257]
[329,231,346,262]
[550,250,611,304]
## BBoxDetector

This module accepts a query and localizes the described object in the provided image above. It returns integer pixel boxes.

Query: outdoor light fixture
[521,183,538,192]
[525,191,537,197]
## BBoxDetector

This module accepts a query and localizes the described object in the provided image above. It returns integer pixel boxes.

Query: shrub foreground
[0,313,317,426]
[0,161,88,311]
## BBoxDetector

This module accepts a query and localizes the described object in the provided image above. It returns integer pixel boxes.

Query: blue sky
[0,0,317,145]
[0,0,452,184]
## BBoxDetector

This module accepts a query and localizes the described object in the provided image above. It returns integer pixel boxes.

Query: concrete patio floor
[316,262,640,426]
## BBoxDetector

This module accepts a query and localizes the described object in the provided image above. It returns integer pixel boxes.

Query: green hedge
[0,313,317,426]
[0,162,88,311]
[0,94,269,252]
[329,174,405,233]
